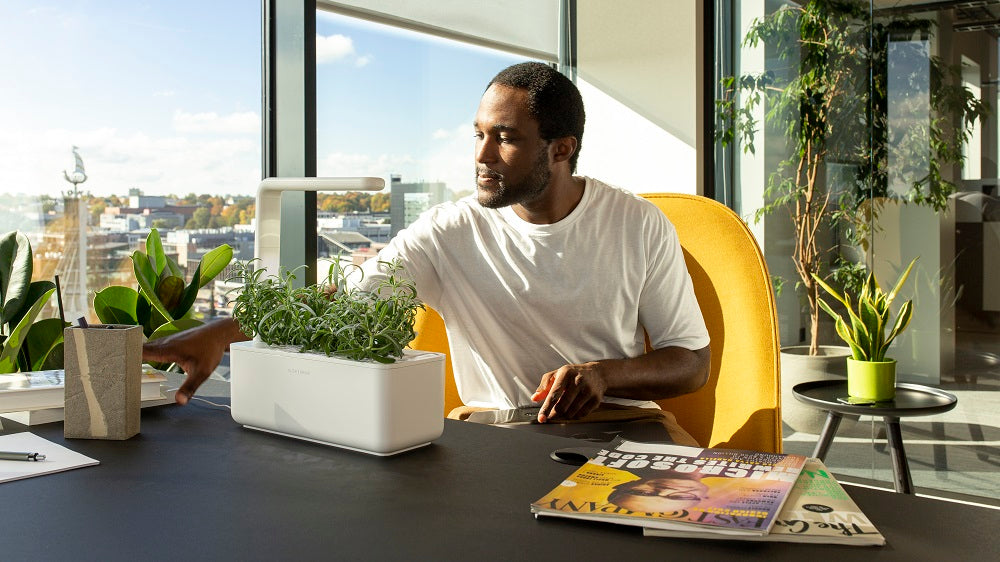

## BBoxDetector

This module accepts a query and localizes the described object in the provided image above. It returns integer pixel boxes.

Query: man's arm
[142,317,249,405]
[533,344,711,423]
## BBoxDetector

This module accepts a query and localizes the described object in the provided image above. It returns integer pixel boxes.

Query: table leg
[811,411,843,461]
[884,417,914,494]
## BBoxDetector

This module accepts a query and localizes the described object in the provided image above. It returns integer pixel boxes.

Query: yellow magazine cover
[531,439,807,536]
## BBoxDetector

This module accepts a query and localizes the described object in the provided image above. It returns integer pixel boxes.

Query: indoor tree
[717,0,986,355]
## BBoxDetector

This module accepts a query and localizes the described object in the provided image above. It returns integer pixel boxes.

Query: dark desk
[1,401,997,561]
[793,381,958,494]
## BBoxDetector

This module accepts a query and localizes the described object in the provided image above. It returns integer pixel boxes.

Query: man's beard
[475,146,551,209]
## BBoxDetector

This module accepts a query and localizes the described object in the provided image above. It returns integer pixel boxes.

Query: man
[145,62,711,426]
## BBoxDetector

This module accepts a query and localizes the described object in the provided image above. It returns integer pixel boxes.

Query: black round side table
[792,380,958,494]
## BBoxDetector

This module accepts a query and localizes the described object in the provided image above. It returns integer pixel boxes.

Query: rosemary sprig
[229,258,423,363]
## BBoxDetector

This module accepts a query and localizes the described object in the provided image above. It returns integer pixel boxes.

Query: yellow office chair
[410,193,782,453]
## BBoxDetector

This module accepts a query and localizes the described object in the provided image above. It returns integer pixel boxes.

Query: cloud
[172,110,260,135]
[0,122,262,198]
[318,152,417,179]
[316,33,372,67]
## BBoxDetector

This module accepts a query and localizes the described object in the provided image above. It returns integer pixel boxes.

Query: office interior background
[1,1,996,505]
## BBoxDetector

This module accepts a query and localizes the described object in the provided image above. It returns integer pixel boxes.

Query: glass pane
[720,0,999,502]
[313,9,529,268]
[0,1,261,329]
[576,0,699,193]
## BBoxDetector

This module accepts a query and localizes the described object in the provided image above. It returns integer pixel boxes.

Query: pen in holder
[63,324,143,440]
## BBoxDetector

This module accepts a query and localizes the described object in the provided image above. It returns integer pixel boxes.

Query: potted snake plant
[813,258,916,402]
[227,258,445,456]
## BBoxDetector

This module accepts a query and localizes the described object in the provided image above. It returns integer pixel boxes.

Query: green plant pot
[847,358,897,402]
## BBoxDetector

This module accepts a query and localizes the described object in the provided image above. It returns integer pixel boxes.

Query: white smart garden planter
[230,341,445,456]
[229,177,445,456]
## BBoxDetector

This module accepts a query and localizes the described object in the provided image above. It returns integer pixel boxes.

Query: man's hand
[530,345,712,423]
[142,318,247,405]
[532,362,608,423]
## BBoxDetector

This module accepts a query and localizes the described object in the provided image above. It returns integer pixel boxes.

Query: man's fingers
[537,377,565,423]
[175,372,205,406]
[532,376,554,402]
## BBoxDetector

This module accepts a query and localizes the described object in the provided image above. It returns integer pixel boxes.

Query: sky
[0,1,523,200]
[0,1,695,204]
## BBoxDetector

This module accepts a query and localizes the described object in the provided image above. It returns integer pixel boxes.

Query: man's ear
[549,136,577,165]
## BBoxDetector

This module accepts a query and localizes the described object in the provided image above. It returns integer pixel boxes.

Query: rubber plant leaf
[197,244,233,288]
[132,251,173,321]
[0,231,32,327]
[156,276,185,313]
[0,287,54,373]
[148,318,204,342]
[174,263,202,319]
[146,229,166,277]
[93,286,140,325]
[23,317,66,371]
[6,280,55,333]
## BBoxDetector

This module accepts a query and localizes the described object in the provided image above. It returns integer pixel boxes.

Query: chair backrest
[410,193,782,452]
[641,193,781,452]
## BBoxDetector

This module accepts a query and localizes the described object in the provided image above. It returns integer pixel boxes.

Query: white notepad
[0,432,99,484]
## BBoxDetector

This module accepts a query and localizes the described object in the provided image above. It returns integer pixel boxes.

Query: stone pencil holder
[63,324,143,440]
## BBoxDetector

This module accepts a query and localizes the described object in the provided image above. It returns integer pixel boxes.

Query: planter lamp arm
[254,177,385,277]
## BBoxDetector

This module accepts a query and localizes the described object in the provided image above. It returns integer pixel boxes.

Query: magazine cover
[644,458,885,545]
[531,439,807,536]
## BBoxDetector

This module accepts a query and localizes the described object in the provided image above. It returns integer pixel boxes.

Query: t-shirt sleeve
[348,210,444,308]
[637,210,710,351]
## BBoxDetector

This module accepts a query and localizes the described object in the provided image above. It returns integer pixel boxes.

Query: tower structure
[56,146,90,323]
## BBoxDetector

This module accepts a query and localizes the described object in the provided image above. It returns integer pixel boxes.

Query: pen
[0,451,46,461]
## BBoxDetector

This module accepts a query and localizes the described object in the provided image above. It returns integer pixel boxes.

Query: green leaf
[156,276,185,312]
[834,317,864,360]
[133,252,173,322]
[197,244,233,288]
[0,288,54,373]
[136,292,152,327]
[887,257,918,305]
[812,273,848,309]
[165,254,185,279]
[882,300,914,358]
[146,229,166,276]
[0,231,33,327]
[23,317,66,371]
[7,280,55,333]
[93,286,140,325]
[174,263,202,318]
[148,318,204,342]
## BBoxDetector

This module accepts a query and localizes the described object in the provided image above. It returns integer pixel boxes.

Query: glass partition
[719,0,999,502]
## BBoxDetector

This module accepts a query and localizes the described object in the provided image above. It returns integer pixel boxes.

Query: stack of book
[531,438,885,546]
[0,365,174,425]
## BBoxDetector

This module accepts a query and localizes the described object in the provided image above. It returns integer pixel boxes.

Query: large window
[0,1,261,322]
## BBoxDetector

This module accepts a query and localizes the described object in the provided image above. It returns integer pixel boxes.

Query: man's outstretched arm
[143,318,249,405]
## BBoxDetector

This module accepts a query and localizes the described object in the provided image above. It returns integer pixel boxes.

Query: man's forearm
[596,345,711,401]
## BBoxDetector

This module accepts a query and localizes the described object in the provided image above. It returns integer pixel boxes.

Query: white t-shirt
[355,177,710,408]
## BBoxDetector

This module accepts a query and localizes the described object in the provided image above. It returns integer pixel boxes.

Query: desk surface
[1,402,997,561]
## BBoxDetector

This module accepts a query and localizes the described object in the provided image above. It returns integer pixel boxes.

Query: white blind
[317,0,560,61]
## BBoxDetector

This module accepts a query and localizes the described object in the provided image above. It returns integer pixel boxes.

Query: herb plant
[230,258,423,364]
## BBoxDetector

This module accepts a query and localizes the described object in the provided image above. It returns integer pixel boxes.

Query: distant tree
[151,218,172,230]
[186,207,211,229]
[371,193,390,212]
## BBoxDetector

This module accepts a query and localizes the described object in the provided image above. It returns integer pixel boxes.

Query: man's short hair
[488,62,585,173]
